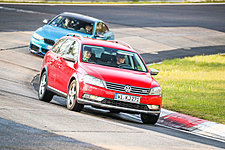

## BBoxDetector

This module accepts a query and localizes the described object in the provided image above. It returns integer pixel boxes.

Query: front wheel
[141,114,160,125]
[67,80,84,112]
[38,72,53,102]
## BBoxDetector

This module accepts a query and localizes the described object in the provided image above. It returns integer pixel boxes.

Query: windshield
[49,15,94,35]
[81,45,148,72]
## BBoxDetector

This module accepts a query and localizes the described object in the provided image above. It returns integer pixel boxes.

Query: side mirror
[150,68,159,76]
[62,55,75,62]
[95,32,105,38]
[43,19,50,24]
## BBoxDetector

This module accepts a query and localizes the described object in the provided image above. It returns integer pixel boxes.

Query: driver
[116,54,125,65]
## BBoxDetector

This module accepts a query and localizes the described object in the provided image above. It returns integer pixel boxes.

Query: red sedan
[38,34,162,124]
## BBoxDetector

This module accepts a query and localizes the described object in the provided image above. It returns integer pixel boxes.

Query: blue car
[29,12,114,55]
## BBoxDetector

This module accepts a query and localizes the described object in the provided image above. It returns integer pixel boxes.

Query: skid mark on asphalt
[0,6,49,15]
[0,77,29,86]
[0,45,28,51]
[0,59,39,72]
[0,89,37,100]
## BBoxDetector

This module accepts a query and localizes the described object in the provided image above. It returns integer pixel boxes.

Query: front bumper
[77,98,160,115]
[29,37,53,55]
[78,78,161,115]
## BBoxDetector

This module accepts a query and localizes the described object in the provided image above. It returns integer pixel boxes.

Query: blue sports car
[29,12,114,55]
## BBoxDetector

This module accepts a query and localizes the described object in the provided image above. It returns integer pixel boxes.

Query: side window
[133,54,147,72]
[95,22,109,35]
[51,39,65,53]
[49,15,63,27]
[62,40,79,62]
[58,39,73,56]
[102,23,109,33]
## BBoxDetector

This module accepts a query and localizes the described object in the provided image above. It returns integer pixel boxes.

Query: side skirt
[47,86,67,98]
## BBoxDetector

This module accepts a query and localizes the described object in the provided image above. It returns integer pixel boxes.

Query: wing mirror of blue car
[95,33,105,38]
[43,19,50,24]
[150,68,159,76]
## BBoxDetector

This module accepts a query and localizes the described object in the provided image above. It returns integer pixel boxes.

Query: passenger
[82,47,92,62]
[85,25,93,34]
[63,18,70,28]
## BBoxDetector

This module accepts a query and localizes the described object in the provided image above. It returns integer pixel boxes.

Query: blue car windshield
[81,45,148,72]
[49,15,94,35]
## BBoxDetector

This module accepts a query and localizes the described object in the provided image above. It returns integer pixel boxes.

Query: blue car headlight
[33,32,44,41]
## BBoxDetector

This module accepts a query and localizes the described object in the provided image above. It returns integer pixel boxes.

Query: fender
[40,65,48,84]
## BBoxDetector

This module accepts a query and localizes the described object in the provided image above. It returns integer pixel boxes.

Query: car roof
[65,35,136,53]
[60,12,102,23]
[81,37,136,53]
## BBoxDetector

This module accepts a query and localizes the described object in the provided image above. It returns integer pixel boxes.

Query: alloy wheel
[39,74,46,97]
[68,82,76,109]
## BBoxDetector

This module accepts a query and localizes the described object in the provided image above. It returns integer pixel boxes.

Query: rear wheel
[38,71,53,102]
[67,80,84,112]
[141,114,160,125]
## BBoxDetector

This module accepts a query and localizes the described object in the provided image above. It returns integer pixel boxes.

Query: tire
[109,109,120,114]
[67,80,84,112]
[38,71,54,102]
[141,114,160,125]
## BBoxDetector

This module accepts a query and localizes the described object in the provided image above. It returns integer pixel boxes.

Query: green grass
[148,54,225,124]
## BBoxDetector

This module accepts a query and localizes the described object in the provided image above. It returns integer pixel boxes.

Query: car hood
[35,25,93,41]
[80,63,155,88]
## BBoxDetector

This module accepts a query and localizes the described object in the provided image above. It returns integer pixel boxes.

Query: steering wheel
[118,64,132,69]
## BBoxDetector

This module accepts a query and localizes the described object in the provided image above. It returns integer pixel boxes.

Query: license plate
[114,93,140,104]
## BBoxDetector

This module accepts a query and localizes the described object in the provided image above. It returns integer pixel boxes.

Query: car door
[47,38,66,89]
[55,39,80,94]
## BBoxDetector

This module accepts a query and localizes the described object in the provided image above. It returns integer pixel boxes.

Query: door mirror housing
[62,55,75,62]
[43,19,50,24]
[95,33,105,38]
[150,68,159,76]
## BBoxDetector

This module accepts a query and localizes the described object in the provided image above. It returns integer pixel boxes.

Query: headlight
[83,75,106,88]
[33,32,44,40]
[149,87,162,95]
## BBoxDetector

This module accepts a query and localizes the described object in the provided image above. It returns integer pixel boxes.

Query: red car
[38,34,162,124]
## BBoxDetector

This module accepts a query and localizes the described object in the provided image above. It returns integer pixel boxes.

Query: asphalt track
[0,3,225,150]
[1,3,225,63]
[0,3,225,32]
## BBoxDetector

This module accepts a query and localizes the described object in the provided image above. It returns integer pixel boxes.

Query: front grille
[106,82,150,95]
[102,99,149,111]
[44,39,55,46]
[30,44,39,52]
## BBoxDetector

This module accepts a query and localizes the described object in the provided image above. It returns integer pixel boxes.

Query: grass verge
[148,54,225,124]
